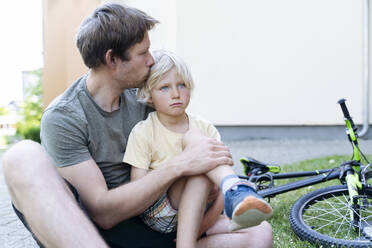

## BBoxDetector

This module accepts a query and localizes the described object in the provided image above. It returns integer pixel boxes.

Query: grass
[266,154,372,248]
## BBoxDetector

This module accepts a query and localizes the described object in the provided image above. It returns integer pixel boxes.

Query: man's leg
[2,140,108,248]
[197,216,273,248]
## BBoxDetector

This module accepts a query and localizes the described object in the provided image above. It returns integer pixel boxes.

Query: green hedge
[17,123,41,143]
[16,68,43,143]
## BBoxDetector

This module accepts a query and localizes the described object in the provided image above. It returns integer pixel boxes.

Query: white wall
[123,0,369,126]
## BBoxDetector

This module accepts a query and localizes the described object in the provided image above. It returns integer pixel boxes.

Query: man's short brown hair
[76,3,159,69]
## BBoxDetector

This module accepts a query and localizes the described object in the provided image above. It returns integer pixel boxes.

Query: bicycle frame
[239,168,340,198]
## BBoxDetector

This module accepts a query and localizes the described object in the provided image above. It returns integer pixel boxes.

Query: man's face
[116,32,154,89]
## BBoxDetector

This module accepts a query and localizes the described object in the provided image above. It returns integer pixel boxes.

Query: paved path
[1,138,372,247]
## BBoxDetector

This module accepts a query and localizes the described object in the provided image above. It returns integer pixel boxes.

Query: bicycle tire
[289,185,372,247]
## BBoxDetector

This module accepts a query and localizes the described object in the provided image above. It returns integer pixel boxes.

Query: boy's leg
[2,140,108,248]
[167,177,187,208]
[206,165,272,230]
[176,175,212,248]
[197,216,273,248]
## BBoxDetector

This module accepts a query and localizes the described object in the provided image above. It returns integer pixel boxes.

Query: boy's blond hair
[137,50,194,104]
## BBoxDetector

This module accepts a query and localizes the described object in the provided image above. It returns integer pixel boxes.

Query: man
[2,3,272,248]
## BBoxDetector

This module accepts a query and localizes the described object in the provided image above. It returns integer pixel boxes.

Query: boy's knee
[188,175,213,190]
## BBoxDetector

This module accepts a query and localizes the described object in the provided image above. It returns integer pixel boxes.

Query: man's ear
[104,49,116,68]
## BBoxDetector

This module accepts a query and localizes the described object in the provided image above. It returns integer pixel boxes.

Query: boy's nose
[171,88,180,98]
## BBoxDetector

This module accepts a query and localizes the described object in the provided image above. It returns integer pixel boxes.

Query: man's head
[76,3,159,69]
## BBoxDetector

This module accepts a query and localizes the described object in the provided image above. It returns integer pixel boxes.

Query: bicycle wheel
[289,185,372,247]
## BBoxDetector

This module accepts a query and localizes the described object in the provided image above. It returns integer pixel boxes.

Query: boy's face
[149,67,191,118]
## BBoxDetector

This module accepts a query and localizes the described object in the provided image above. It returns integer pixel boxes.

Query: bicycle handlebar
[337,99,351,119]
[337,98,356,129]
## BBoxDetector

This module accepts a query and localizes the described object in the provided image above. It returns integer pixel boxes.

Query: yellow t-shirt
[123,111,221,170]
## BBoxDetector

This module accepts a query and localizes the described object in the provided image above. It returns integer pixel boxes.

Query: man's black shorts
[12,179,176,248]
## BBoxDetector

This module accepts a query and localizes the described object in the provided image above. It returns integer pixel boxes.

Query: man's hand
[175,129,233,177]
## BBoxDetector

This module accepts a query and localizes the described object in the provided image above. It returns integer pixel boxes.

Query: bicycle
[238,99,372,247]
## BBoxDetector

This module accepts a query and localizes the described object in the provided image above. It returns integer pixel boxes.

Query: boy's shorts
[140,192,178,233]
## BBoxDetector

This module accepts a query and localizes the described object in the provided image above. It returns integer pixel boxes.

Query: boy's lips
[170,102,183,107]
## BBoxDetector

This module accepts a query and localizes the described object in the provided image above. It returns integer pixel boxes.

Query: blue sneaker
[224,184,272,231]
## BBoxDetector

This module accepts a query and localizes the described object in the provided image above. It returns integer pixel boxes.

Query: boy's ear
[147,96,153,104]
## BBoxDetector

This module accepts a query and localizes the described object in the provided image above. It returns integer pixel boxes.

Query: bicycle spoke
[311,216,347,232]
[303,213,344,224]
[303,210,348,224]
[335,208,350,237]
[304,205,349,220]
[346,218,353,240]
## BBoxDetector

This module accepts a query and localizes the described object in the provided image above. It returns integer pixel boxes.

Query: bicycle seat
[240,156,281,176]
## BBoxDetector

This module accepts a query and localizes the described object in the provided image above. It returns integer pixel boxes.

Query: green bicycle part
[344,119,361,170]
[345,119,356,141]
[346,173,362,221]
[268,165,281,173]
[239,157,249,176]
[315,170,327,177]
[240,157,280,176]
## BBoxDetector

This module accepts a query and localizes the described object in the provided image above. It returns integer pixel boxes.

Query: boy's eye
[160,86,169,91]
[178,83,186,89]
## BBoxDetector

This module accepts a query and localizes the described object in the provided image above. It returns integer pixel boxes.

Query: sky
[0,0,43,107]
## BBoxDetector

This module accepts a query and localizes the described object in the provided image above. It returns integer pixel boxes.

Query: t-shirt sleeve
[40,108,92,167]
[123,122,151,170]
[205,123,221,141]
[193,115,221,141]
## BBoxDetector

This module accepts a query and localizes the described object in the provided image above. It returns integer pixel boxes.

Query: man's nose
[146,53,155,67]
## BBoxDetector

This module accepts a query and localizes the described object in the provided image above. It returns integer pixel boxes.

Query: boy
[123,50,272,248]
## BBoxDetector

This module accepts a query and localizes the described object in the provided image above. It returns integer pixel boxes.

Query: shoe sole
[229,196,272,231]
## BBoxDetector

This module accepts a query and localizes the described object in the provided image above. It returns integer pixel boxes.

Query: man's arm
[130,167,148,181]
[58,132,232,230]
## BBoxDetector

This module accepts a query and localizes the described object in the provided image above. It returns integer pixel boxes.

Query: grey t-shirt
[40,74,152,189]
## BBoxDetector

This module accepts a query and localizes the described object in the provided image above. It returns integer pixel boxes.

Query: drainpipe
[358,0,370,137]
